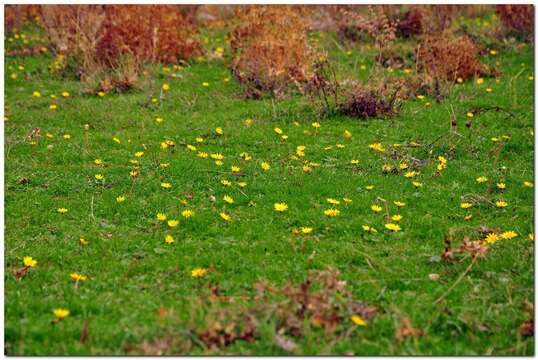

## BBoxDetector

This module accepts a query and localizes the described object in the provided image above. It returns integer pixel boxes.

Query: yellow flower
[476,176,488,183]
[79,238,89,246]
[343,130,352,139]
[63,134,71,140]
[113,137,121,144]
[221,179,232,187]
[404,171,419,178]
[274,203,288,212]
[53,308,70,320]
[215,127,223,135]
[32,91,41,97]
[476,78,484,85]
[466,112,474,118]
[368,143,385,152]
[95,174,104,181]
[460,202,473,209]
[412,181,423,188]
[350,159,359,165]
[187,144,197,151]
[240,152,252,161]
[231,165,241,173]
[312,122,321,129]
[365,185,374,191]
[196,137,204,143]
[98,91,106,97]
[362,225,377,233]
[219,212,231,221]
[70,272,87,282]
[167,220,179,228]
[181,210,194,218]
[485,233,499,244]
[393,201,406,208]
[326,198,340,205]
[399,163,409,170]
[261,162,271,171]
[495,200,507,208]
[301,227,313,234]
[223,195,234,204]
[382,164,394,172]
[156,213,167,221]
[371,205,382,213]
[197,152,208,159]
[160,163,170,168]
[464,214,473,221]
[23,256,37,268]
[134,151,144,158]
[500,231,518,240]
[237,182,247,188]
[496,182,506,190]
[343,198,352,204]
[49,104,57,110]
[155,117,164,123]
[392,214,403,222]
[165,234,174,244]
[351,314,367,326]
[57,208,68,214]
[191,267,208,278]
[324,208,340,217]
[161,182,171,189]
[116,195,126,203]
[202,82,210,87]
[210,153,224,160]
[523,181,533,188]
[385,223,401,232]
[162,83,170,91]
[274,127,283,135]
[62,91,70,97]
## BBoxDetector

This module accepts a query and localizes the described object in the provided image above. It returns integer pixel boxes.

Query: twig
[434,255,478,305]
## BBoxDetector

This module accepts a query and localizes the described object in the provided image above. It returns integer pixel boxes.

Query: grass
[4,19,535,355]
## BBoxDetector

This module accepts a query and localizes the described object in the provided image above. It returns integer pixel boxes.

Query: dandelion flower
[215,127,223,135]
[301,227,313,234]
[326,198,340,205]
[23,256,37,268]
[324,208,340,217]
[495,200,507,208]
[156,213,167,221]
[219,212,231,221]
[476,176,488,183]
[500,231,518,240]
[362,225,377,233]
[181,210,194,218]
[57,208,68,214]
[261,162,271,171]
[351,315,367,326]
[223,195,234,204]
[53,308,70,320]
[412,181,423,188]
[393,201,406,207]
[116,195,126,203]
[343,130,352,139]
[274,203,288,212]
[368,143,385,152]
[371,205,382,213]
[496,182,506,190]
[70,272,87,282]
[167,220,179,228]
[392,214,403,222]
[460,202,473,209]
[160,182,171,189]
[162,83,170,91]
[191,267,207,278]
[95,174,104,181]
[523,181,533,188]
[79,238,89,246]
[385,223,401,232]
[165,234,174,244]
[485,233,499,244]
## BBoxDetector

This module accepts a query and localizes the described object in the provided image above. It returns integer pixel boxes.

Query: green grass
[4,23,534,355]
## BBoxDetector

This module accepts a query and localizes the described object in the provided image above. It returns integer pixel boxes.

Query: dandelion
[94,159,103,165]
[399,163,409,170]
[301,227,313,234]
[523,181,533,188]
[219,212,231,221]
[191,267,208,278]
[382,164,394,172]
[98,91,106,97]
[79,238,89,246]
[466,112,474,118]
[95,174,104,181]
[362,225,377,233]
[460,202,473,209]
[210,153,224,160]
[368,143,385,152]
[392,214,403,222]
[221,179,232,187]
[53,308,70,320]
[237,182,247,188]
[485,233,499,244]
[57,208,68,214]
[404,171,419,178]
[261,162,271,171]
[162,83,170,91]
[223,195,234,204]
[197,152,208,159]
[202,82,210,87]
[113,137,121,144]
[187,144,197,151]
[62,91,70,97]
[116,195,126,203]
[181,210,194,218]
[63,134,71,140]
[215,127,223,135]
[500,231,518,240]
[50,104,57,110]
[134,151,144,158]
[394,201,406,208]
[32,91,41,97]
[165,234,174,244]
[385,223,401,232]
[312,122,321,129]
[231,165,241,173]
[412,181,423,188]
[167,220,179,228]
[23,256,37,268]
[343,198,352,204]
[476,176,488,183]
[496,182,506,190]
[324,208,340,217]
[156,213,167,221]
[70,272,87,282]
[160,182,171,189]
[274,127,283,135]
[371,205,382,213]
[351,314,367,326]
[365,185,374,191]
[326,198,340,205]
[351,159,359,165]
[495,200,507,208]
[274,203,288,212]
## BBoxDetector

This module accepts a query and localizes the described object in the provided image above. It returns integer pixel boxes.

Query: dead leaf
[13,266,29,280]
[395,317,423,341]
[80,320,89,344]
[273,334,297,353]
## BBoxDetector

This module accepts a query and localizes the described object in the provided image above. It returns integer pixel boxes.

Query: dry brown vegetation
[229,5,318,98]
[496,5,534,41]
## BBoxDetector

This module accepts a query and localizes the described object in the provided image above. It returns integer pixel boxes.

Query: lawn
[3,13,535,355]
